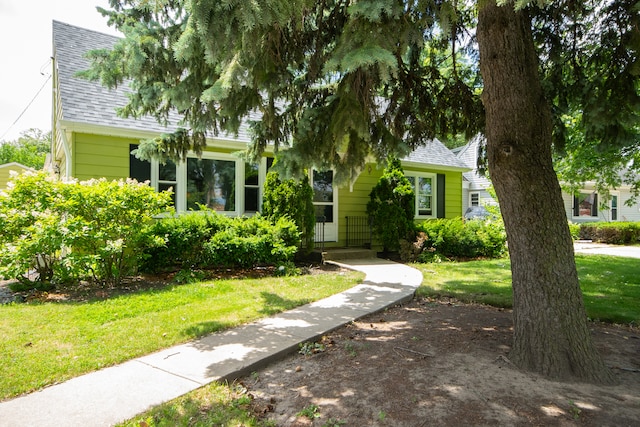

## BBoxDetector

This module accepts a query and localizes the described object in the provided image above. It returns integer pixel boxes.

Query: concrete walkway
[0,258,423,427]
[574,241,640,259]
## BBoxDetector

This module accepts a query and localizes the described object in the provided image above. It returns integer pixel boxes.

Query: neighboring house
[455,136,640,223]
[561,182,640,223]
[452,135,496,214]
[0,162,33,190]
[51,21,470,248]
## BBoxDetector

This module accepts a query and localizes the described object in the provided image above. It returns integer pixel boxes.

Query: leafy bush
[202,215,299,268]
[415,217,507,260]
[141,210,232,272]
[64,178,173,285]
[366,158,415,252]
[568,222,580,240]
[142,211,300,271]
[579,222,640,244]
[262,169,315,250]
[0,172,173,287]
[0,173,69,285]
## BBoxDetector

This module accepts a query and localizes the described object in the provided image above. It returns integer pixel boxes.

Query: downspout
[61,130,72,179]
[52,50,71,179]
[50,54,57,177]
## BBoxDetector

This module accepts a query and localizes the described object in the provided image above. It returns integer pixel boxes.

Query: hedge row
[141,212,300,272]
[578,222,640,244]
[0,172,172,287]
[411,217,507,261]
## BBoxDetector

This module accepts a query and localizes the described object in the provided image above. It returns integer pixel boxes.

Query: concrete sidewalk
[574,241,640,259]
[0,258,422,427]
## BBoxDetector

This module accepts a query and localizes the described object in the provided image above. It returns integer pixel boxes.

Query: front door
[312,170,337,242]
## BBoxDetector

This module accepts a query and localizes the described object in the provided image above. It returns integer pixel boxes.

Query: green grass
[116,254,640,427]
[414,254,640,324]
[0,271,363,399]
[117,382,275,427]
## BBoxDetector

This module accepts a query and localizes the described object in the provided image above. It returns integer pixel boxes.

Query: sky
[0,0,121,142]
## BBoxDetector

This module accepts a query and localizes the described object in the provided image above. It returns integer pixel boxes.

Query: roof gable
[0,162,33,171]
[403,139,470,171]
[53,21,252,141]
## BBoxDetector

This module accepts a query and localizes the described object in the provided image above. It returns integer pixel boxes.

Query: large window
[186,158,236,211]
[129,147,268,215]
[611,195,618,221]
[406,173,436,218]
[573,192,598,218]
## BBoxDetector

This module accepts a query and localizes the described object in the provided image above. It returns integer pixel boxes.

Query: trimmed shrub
[579,222,640,244]
[202,215,299,268]
[262,170,315,250]
[366,158,415,252]
[142,211,301,271]
[415,217,507,260]
[141,210,233,272]
[568,222,580,240]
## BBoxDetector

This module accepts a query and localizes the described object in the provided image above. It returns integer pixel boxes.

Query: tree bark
[476,1,616,384]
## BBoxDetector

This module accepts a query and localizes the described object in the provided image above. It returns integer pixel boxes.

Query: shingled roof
[52,20,252,141]
[53,20,467,170]
[453,135,492,189]
[403,139,470,171]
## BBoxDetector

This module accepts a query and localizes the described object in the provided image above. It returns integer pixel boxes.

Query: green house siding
[333,163,464,248]
[336,163,383,246]
[439,170,463,219]
[71,133,242,182]
[67,132,464,249]
[73,133,134,181]
[403,166,463,222]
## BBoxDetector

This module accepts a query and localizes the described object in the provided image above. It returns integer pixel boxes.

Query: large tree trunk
[476,1,615,384]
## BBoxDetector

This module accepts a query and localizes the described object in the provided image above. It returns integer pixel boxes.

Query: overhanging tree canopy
[82,0,484,183]
[84,0,640,384]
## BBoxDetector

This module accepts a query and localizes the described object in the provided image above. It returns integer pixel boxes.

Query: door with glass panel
[312,170,337,242]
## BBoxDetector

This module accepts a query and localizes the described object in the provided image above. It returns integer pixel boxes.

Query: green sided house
[51,20,469,249]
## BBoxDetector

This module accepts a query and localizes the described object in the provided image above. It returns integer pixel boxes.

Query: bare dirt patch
[241,298,640,426]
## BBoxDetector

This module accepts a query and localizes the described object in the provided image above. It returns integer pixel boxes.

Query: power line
[0,73,52,141]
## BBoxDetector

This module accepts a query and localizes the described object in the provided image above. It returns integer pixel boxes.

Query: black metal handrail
[315,215,326,252]
[345,215,372,248]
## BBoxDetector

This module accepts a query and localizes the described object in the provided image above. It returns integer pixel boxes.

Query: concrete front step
[321,248,377,261]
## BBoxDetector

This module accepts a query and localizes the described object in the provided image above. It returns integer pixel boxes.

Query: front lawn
[414,254,640,324]
[0,269,363,399]
[120,255,640,427]
[115,254,639,427]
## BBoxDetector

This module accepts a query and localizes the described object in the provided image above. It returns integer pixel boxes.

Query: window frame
[470,192,480,207]
[610,193,619,221]
[142,153,267,216]
[572,191,599,219]
[406,172,437,219]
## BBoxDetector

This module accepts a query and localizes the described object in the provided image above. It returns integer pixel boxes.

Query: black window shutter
[592,193,598,216]
[573,196,580,217]
[437,174,445,218]
[129,144,151,183]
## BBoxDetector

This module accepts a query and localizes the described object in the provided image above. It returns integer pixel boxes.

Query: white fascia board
[401,160,471,173]
[56,121,251,151]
